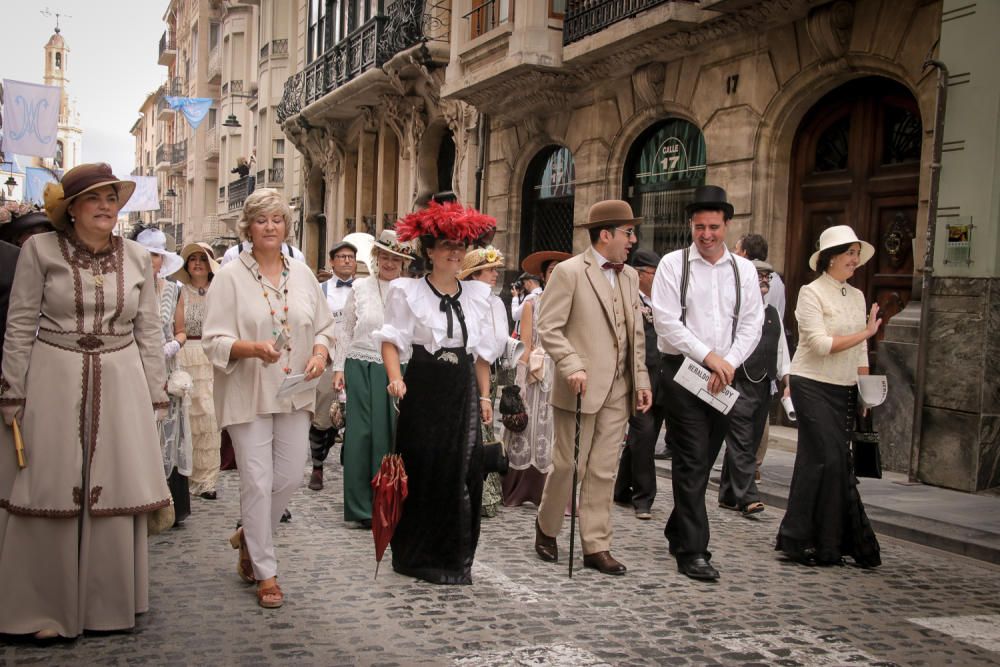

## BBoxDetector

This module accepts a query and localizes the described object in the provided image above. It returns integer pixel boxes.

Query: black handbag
[483,441,509,475]
[498,385,528,433]
[852,414,882,479]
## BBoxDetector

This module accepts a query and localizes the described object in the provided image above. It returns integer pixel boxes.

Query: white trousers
[228,410,311,580]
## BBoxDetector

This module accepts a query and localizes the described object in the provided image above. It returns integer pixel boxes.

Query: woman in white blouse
[203,189,336,608]
[374,202,500,585]
[777,225,882,568]
[332,229,413,527]
[458,245,510,519]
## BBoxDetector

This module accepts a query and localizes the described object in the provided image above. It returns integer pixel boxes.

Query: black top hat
[685,185,734,221]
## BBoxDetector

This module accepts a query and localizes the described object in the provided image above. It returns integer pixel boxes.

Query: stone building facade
[278,0,999,492]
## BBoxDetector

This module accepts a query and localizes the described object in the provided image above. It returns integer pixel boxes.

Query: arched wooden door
[785,77,922,366]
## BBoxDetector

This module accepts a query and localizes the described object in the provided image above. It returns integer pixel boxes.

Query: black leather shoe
[677,556,719,581]
[534,519,558,562]
[582,551,627,575]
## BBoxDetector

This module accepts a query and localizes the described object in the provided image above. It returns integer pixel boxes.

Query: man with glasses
[614,248,663,520]
[717,259,790,519]
[308,240,358,491]
[650,185,763,581]
[533,200,652,576]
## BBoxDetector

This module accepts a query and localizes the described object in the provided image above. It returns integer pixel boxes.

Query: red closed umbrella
[371,452,408,578]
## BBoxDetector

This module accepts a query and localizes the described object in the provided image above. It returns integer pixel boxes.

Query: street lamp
[221,90,257,130]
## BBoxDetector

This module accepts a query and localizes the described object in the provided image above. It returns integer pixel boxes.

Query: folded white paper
[276,373,320,399]
[781,395,797,421]
[857,375,888,409]
[672,357,740,415]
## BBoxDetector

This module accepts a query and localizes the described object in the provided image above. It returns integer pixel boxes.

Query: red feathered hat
[394,201,496,246]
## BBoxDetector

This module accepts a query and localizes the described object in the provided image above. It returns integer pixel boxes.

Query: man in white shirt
[220,239,306,265]
[511,273,542,323]
[650,185,763,581]
[308,239,357,492]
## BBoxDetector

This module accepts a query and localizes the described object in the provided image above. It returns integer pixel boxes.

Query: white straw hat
[808,225,875,271]
[136,228,185,277]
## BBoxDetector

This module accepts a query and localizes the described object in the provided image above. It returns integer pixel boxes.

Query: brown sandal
[229,528,256,584]
[256,582,283,609]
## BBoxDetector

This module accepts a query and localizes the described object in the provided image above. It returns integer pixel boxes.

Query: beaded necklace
[254,255,292,374]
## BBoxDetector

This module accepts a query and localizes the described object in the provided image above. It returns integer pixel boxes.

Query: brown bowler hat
[578,199,642,228]
[43,163,136,230]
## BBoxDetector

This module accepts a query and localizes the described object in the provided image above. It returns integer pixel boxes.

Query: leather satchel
[852,414,882,479]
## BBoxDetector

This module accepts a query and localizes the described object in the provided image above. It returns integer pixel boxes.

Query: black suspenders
[679,247,741,344]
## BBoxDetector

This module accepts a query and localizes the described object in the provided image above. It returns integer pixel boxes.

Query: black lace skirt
[776,375,881,567]
[391,345,483,584]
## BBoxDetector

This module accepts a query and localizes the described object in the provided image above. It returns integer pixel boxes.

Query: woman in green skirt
[332,229,413,526]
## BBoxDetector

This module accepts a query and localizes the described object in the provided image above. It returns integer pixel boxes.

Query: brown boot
[308,467,323,491]
[534,519,558,562]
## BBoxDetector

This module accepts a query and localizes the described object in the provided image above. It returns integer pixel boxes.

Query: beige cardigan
[202,250,336,428]
[789,271,869,386]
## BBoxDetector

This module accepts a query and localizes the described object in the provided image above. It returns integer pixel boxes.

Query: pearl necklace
[255,258,292,374]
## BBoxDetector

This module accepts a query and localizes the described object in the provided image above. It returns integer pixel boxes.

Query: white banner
[119,176,160,213]
[1,79,61,158]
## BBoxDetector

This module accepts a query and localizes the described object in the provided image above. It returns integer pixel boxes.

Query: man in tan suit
[534,200,652,575]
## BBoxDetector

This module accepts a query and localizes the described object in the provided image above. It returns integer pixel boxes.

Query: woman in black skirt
[375,202,500,584]
[777,225,882,567]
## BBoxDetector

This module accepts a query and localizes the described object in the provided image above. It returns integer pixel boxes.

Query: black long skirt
[391,345,483,585]
[776,375,880,567]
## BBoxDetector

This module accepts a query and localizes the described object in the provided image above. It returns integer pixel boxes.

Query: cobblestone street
[3,457,1000,666]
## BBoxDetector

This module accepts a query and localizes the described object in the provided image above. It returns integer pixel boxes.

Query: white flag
[119,176,160,213]
[1,79,61,158]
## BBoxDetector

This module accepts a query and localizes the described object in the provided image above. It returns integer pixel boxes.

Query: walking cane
[568,392,582,578]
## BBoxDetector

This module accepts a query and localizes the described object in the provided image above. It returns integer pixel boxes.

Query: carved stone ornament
[806,0,855,61]
[632,62,666,109]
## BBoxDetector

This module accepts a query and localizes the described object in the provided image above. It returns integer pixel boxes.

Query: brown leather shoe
[308,467,323,491]
[582,551,627,575]
[534,519,557,562]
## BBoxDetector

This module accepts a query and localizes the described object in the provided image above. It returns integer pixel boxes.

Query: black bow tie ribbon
[336,279,354,288]
[426,278,468,345]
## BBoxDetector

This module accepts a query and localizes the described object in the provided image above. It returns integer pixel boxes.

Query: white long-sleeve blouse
[373,277,500,363]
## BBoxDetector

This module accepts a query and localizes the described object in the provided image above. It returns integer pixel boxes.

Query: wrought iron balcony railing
[269,166,285,184]
[277,0,450,123]
[159,31,177,60]
[228,175,253,211]
[563,0,694,45]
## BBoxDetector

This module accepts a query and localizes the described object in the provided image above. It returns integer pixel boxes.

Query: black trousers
[660,355,730,561]
[718,374,770,509]
[614,365,663,512]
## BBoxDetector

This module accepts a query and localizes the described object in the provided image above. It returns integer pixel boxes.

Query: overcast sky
[4,1,167,177]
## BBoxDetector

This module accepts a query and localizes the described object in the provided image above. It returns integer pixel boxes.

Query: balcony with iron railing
[156,198,175,221]
[222,80,245,97]
[155,140,187,172]
[227,175,254,211]
[277,0,450,123]
[159,31,177,65]
[562,0,697,45]
[260,38,289,62]
[268,166,284,185]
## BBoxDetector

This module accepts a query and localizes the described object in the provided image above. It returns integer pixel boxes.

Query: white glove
[163,340,181,359]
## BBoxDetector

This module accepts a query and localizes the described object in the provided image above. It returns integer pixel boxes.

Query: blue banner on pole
[165,96,214,130]
[23,166,60,206]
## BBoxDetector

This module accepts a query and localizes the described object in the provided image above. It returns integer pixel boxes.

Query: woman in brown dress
[0,163,171,639]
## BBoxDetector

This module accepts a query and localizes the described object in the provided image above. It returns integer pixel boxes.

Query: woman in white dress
[374,202,500,585]
[172,242,223,500]
[501,251,571,506]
